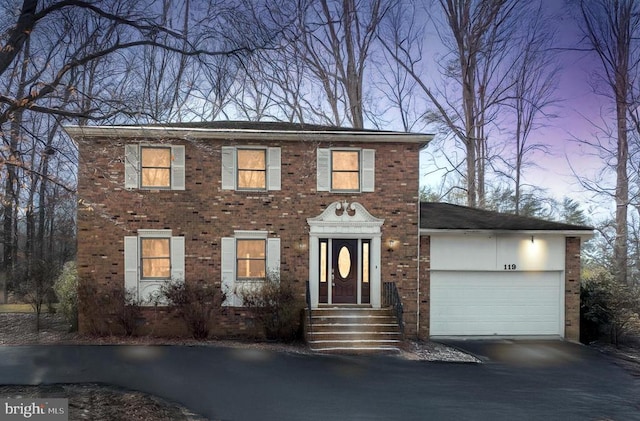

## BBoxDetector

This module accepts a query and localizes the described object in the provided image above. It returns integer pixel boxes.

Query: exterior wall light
[387,239,400,252]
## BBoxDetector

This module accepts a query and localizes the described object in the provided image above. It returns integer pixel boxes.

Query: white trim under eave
[63,125,433,145]
[419,228,594,242]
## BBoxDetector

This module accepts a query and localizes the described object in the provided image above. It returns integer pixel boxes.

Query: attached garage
[419,203,593,340]
[430,271,562,336]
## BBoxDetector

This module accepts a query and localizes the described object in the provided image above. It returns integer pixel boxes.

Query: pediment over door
[307,201,384,235]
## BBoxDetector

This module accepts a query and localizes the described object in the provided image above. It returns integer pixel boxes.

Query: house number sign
[504,264,517,270]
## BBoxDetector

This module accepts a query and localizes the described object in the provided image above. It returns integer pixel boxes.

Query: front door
[332,239,358,303]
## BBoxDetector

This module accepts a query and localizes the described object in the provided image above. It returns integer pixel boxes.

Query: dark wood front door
[332,239,358,303]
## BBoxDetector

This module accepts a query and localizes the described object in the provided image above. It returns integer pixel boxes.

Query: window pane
[142,168,170,187]
[362,242,369,283]
[142,238,170,257]
[237,259,266,278]
[141,148,171,167]
[238,149,266,170]
[332,151,359,171]
[332,172,359,190]
[142,258,170,278]
[338,246,351,278]
[238,170,266,189]
[237,240,266,258]
[320,241,327,283]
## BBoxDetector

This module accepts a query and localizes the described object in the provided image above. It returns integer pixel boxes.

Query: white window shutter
[266,238,281,280]
[170,236,185,282]
[124,145,139,189]
[361,149,375,192]
[221,237,236,306]
[124,236,139,299]
[221,146,236,190]
[267,147,281,191]
[171,145,186,190]
[316,148,330,191]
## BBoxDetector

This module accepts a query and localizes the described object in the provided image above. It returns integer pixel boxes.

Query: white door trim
[307,201,383,308]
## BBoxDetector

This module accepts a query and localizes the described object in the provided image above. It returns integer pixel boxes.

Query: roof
[63,121,433,145]
[420,202,593,233]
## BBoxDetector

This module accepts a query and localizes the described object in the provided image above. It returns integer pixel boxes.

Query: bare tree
[576,0,640,284]
[0,0,271,302]
[380,0,524,208]
[281,0,395,128]
[500,4,559,214]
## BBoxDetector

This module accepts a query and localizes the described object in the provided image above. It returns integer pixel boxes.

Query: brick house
[66,122,592,349]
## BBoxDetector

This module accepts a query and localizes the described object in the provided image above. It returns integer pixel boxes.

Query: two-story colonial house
[66,121,592,351]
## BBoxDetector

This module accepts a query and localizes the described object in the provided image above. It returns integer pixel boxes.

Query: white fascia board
[63,125,433,145]
[420,228,595,241]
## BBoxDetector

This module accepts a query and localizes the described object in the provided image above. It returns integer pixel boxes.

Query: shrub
[17,259,60,332]
[240,273,303,342]
[116,287,144,336]
[77,279,143,336]
[159,280,221,339]
[581,268,640,346]
[53,261,79,331]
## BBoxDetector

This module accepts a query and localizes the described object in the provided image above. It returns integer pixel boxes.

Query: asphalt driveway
[0,343,638,421]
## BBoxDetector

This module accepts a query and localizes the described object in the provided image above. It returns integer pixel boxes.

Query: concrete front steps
[305,306,403,354]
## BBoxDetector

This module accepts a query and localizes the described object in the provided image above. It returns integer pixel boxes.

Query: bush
[77,279,143,336]
[53,261,79,332]
[116,288,144,336]
[17,259,60,331]
[581,268,640,346]
[240,273,303,342]
[159,280,221,339]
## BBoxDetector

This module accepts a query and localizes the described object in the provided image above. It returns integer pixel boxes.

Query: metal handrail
[383,281,404,334]
[305,280,312,333]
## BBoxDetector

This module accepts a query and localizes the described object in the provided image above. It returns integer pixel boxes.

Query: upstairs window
[221,146,281,191]
[237,149,267,190]
[141,147,171,188]
[317,148,375,193]
[331,150,360,191]
[124,144,185,190]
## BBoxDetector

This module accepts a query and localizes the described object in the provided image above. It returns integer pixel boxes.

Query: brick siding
[565,237,581,341]
[77,136,420,337]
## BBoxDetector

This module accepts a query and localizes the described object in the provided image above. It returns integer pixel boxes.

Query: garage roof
[420,202,593,232]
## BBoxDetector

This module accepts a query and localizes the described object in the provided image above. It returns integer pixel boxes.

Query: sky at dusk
[419,1,618,218]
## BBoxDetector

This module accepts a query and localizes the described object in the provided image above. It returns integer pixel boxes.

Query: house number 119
[504,264,517,270]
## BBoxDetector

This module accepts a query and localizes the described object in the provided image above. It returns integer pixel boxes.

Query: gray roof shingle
[420,202,593,231]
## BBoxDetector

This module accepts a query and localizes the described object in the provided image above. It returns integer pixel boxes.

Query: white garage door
[430,271,563,336]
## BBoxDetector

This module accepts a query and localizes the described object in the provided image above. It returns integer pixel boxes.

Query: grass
[0,304,35,313]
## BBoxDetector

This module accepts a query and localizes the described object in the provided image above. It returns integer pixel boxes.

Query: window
[319,240,328,283]
[221,146,281,191]
[236,239,266,279]
[124,144,185,190]
[141,238,171,279]
[362,240,370,284]
[221,232,280,306]
[331,150,360,191]
[141,147,171,188]
[317,148,375,192]
[124,230,185,304]
[237,149,266,190]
